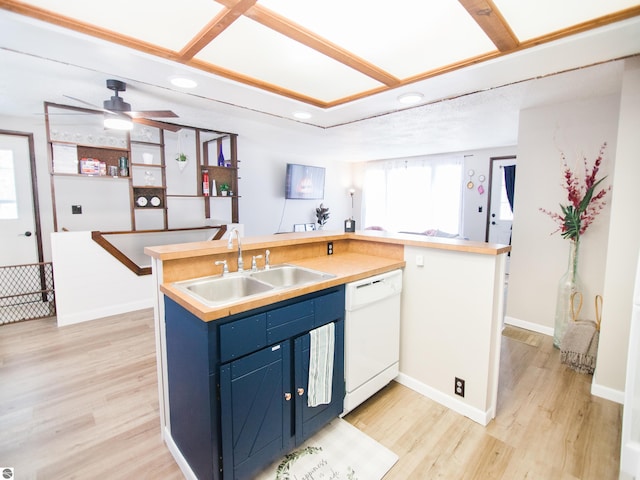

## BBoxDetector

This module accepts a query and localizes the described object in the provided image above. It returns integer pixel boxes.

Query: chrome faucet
[265,249,270,270]
[251,255,263,272]
[227,227,244,272]
[215,260,228,276]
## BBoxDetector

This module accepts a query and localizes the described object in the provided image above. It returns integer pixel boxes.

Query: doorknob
[18,231,33,237]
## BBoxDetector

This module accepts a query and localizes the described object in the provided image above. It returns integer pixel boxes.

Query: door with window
[0,131,52,324]
[487,156,516,245]
[0,132,40,265]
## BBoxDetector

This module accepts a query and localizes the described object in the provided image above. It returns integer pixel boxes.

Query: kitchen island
[145,230,509,479]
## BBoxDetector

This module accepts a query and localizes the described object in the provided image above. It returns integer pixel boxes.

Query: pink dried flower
[540,142,611,241]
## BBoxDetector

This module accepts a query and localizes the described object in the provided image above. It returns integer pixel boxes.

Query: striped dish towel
[307,322,335,407]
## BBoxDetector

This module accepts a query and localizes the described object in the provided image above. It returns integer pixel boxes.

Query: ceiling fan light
[398,92,424,105]
[104,115,133,130]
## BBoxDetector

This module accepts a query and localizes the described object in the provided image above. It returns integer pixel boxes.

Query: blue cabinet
[165,285,345,480]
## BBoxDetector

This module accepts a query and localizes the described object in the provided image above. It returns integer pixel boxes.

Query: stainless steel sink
[173,264,334,308]
[249,264,335,288]
[173,274,274,306]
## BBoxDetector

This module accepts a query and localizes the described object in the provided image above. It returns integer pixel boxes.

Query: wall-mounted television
[285,163,325,200]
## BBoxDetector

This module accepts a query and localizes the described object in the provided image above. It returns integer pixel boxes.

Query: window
[362,157,463,234]
[0,149,18,219]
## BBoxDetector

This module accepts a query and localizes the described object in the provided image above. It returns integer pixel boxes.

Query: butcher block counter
[158,252,404,321]
[145,229,507,322]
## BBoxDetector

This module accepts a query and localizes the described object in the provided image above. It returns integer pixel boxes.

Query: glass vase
[553,239,583,348]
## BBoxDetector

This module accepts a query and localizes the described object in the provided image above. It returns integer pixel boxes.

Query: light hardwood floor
[0,312,621,479]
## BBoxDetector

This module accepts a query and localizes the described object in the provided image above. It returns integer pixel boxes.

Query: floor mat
[255,418,398,480]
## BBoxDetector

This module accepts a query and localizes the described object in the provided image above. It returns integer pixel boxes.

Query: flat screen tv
[285,163,325,200]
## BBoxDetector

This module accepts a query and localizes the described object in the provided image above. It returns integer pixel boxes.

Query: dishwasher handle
[345,270,402,311]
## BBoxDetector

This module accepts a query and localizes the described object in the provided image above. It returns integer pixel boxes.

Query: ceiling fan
[65,79,181,132]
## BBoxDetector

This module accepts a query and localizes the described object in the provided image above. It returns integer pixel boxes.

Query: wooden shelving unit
[45,101,240,231]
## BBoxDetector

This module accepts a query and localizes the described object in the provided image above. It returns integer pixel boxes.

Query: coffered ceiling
[2,0,640,108]
[0,0,639,142]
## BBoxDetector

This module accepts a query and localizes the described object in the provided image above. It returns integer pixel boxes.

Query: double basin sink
[172,264,335,307]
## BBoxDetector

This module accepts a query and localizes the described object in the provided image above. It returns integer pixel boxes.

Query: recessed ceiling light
[398,92,424,105]
[293,111,312,120]
[170,76,198,89]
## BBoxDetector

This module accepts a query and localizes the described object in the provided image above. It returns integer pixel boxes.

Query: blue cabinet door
[294,318,345,444]
[220,342,293,480]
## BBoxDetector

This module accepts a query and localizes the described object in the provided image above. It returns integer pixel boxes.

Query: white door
[488,157,516,245]
[0,133,39,266]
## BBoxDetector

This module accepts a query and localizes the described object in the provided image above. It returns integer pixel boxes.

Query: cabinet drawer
[314,290,345,327]
[219,313,267,363]
[267,300,314,344]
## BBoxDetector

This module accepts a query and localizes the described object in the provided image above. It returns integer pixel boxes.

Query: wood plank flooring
[0,310,622,479]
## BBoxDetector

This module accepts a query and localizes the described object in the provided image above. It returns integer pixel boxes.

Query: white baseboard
[504,315,553,336]
[591,380,624,404]
[396,373,493,426]
[56,299,153,326]
[164,427,197,480]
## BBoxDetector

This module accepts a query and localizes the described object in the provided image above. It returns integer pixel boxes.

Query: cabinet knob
[284,392,292,401]
[297,388,305,396]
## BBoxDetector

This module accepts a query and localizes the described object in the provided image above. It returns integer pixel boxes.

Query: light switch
[416,254,424,267]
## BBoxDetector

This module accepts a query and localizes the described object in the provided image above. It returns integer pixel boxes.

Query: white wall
[462,147,516,241]
[399,245,506,425]
[51,231,153,325]
[595,57,640,398]
[507,93,619,334]
[238,134,352,236]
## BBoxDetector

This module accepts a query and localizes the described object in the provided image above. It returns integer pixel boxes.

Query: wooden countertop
[151,229,509,322]
[349,230,510,255]
[160,252,405,322]
[145,229,510,260]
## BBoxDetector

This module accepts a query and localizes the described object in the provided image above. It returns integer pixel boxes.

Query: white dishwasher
[343,269,402,415]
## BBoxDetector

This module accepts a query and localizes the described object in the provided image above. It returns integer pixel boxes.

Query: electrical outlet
[327,242,333,255]
[455,377,465,397]
[72,205,82,214]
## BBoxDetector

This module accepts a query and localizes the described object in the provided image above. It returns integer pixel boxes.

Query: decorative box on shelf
[79,158,106,175]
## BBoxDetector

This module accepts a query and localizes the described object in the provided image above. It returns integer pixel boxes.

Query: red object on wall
[202,170,210,197]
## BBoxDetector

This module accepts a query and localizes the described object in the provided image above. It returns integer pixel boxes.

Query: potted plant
[220,182,230,196]
[315,203,330,229]
[175,153,188,172]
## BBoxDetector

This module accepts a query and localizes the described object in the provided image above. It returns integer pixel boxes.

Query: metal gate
[0,262,55,325]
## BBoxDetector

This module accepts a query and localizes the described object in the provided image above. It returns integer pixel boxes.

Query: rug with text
[255,418,398,480]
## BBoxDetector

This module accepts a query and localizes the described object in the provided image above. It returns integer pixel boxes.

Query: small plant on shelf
[220,182,230,196]
[175,153,188,172]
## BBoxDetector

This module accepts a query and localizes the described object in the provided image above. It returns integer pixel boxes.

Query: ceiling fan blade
[128,110,178,119]
[63,94,108,113]
[133,117,181,132]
